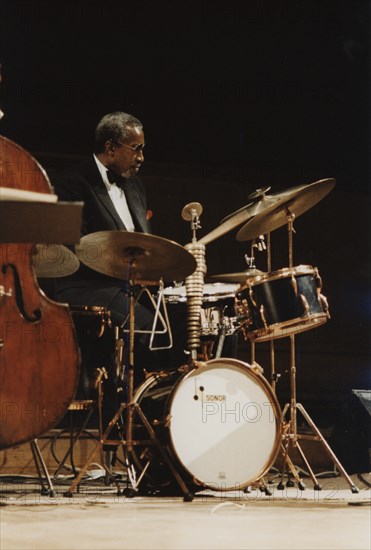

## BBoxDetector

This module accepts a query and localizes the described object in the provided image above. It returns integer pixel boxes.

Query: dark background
[1,0,370,470]
[1,0,369,188]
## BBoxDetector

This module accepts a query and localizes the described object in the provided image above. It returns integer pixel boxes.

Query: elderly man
[50,112,185,451]
[52,112,151,325]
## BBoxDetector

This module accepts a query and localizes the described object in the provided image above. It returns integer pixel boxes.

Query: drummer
[49,112,236,406]
[50,112,152,335]
[50,112,189,437]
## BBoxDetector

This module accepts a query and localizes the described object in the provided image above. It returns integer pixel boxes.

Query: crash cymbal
[207,268,264,284]
[236,178,336,242]
[198,187,281,245]
[32,244,80,278]
[219,187,275,223]
[75,231,197,282]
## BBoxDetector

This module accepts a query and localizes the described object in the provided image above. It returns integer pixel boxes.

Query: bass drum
[130,358,282,494]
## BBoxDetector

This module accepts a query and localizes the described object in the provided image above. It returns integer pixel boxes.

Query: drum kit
[34,177,359,498]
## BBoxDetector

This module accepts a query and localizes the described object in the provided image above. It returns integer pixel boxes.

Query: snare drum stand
[277,211,359,493]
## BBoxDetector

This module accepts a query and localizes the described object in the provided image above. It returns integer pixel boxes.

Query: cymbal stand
[182,202,207,365]
[185,241,206,363]
[244,233,279,496]
[277,211,359,493]
[119,259,195,499]
[65,254,194,500]
[264,231,279,393]
[247,232,278,392]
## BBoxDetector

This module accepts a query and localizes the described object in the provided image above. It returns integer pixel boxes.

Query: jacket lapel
[124,179,150,233]
[82,157,150,233]
[83,158,126,229]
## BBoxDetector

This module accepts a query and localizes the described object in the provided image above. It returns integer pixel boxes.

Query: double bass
[0,136,81,450]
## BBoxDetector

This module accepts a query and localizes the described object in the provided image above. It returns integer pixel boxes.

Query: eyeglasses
[119,142,145,155]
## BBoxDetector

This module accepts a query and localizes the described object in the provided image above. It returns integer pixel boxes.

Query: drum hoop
[163,295,187,304]
[202,292,236,302]
[70,305,109,316]
[167,358,283,490]
[132,370,178,404]
[164,294,235,305]
[163,283,237,303]
[239,264,317,289]
[248,313,328,342]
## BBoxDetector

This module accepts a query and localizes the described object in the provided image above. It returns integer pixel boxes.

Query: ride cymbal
[236,178,336,242]
[75,231,197,282]
[219,187,276,224]
[32,244,80,278]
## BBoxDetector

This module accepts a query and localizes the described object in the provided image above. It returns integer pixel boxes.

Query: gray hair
[94,112,143,153]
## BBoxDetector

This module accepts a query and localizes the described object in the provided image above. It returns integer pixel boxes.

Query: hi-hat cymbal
[75,231,197,282]
[32,244,80,278]
[207,268,264,284]
[236,178,336,242]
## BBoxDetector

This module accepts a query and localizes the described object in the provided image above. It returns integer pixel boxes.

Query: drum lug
[251,361,264,375]
[290,275,298,296]
[260,304,268,330]
[194,360,208,370]
[98,312,111,337]
[241,326,250,341]
[314,268,323,290]
[235,297,247,317]
[319,293,331,318]
[235,298,250,327]
[300,294,310,316]
[248,285,257,308]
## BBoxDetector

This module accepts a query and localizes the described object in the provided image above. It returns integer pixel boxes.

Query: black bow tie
[106,169,127,190]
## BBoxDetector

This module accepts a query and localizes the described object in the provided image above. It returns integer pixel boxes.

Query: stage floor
[1,472,370,550]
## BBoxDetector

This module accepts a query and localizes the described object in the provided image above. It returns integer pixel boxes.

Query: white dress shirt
[93,155,135,232]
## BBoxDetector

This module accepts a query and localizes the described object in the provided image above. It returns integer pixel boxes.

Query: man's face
[110,126,145,178]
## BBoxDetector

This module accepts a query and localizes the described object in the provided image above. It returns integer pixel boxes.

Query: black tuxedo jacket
[49,156,152,305]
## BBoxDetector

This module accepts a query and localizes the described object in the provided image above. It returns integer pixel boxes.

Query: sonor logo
[206,395,226,401]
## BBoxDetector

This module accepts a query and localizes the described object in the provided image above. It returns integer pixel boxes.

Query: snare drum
[163,282,238,338]
[69,306,112,399]
[129,358,282,494]
[235,265,330,342]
